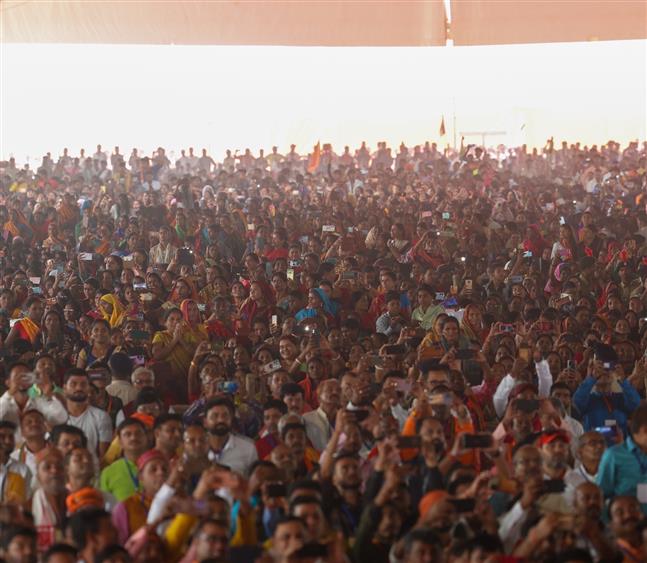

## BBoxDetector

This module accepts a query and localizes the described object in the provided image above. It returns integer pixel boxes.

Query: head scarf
[99,294,126,328]
[180,299,200,328]
[170,276,198,304]
[312,287,338,316]
[460,304,484,345]
[136,449,166,473]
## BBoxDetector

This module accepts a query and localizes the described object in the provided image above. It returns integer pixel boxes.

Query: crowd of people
[0,138,646,563]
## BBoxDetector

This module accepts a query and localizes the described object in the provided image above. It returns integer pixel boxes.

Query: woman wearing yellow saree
[99,294,126,328]
[151,301,207,403]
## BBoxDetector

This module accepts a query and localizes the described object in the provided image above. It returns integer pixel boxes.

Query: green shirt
[100,458,138,502]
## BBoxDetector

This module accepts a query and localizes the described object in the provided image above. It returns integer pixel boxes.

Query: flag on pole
[307,142,321,174]
[439,116,446,137]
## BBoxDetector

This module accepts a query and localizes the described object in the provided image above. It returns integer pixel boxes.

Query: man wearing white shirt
[303,379,340,452]
[565,431,606,490]
[149,225,178,265]
[499,435,573,552]
[0,363,68,442]
[204,397,257,477]
[64,369,113,459]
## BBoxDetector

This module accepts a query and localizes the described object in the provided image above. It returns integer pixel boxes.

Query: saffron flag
[439,116,446,137]
[307,142,321,174]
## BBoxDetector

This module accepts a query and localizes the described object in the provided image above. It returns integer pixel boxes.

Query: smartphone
[322,225,336,232]
[523,251,533,258]
[133,282,147,291]
[266,483,287,498]
[543,479,566,494]
[435,292,445,301]
[421,211,433,218]
[29,277,41,285]
[383,344,406,356]
[286,269,294,281]
[428,392,453,406]
[79,252,93,261]
[346,408,370,422]
[31,286,42,294]
[397,435,422,449]
[367,355,384,368]
[271,314,278,328]
[500,323,515,333]
[461,434,494,449]
[442,212,450,220]
[454,349,475,360]
[510,275,523,284]
[518,347,531,362]
[262,359,283,374]
[130,355,146,367]
[567,360,576,370]
[341,271,357,280]
[395,379,412,394]
[131,330,150,341]
[141,293,155,302]
[247,224,255,231]
[299,236,309,244]
[197,303,206,312]
[217,381,239,394]
[177,248,195,267]
[449,498,476,513]
[288,260,301,268]
[464,279,472,290]
[594,426,616,447]
[514,398,540,414]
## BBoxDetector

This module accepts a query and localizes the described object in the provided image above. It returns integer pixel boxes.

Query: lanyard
[601,394,614,413]
[631,448,647,476]
[124,458,139,490]
[0,467,7,502]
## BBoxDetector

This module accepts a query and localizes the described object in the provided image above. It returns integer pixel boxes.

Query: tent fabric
[450,0,647,46]
[0,0,447,46]
[1,1,645,46]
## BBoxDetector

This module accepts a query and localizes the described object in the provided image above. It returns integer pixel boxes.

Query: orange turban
[66,487,104,514]
[418,490,449,518]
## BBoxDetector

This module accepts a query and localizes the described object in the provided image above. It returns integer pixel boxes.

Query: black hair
[288,479,323,497]
[153,413,183,431]
[64,367,89,383]
[280,422,306,441]
[0,420,17,432]
[289,495,323,513]
[43,543,78,562]
[116,417,147,435]
[402,528,441,557]
[204,396,235,418]
[0,525,36,550]
[630,403,647,436]
[263,399,288,415]
[94,544,132,563]
[134,387,162,407]
[280,382,305,399]
[50,424,88,448]
[67,508,111,550]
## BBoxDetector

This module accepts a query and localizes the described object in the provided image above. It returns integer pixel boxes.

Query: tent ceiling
[1,0,645,46]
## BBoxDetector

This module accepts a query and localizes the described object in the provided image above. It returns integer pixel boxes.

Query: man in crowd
[0,139,646,561]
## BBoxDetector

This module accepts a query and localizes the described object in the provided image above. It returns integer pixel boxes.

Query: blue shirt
[572,376,640,434]
[597,436,647,515]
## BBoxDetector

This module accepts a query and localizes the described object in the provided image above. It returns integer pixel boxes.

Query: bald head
[574,482,603,519]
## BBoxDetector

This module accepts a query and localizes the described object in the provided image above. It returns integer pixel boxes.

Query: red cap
[538,430,570,446]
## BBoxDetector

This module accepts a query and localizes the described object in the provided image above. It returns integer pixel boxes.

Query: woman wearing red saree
[238,280,275,333]
[3,296,45,350]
